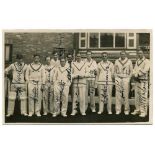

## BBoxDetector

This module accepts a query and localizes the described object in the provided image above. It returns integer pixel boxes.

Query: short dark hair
[120,50,126,55]
[67,53,72,57]
[45,56,50,60]
[76,52,81,55]
[137,48,144,53]
[16,54,23,59]
[53,52,58,55]
[102,52,108,55]
[60,56,66,61]
[33,53,40,57]
[86,50,92,54]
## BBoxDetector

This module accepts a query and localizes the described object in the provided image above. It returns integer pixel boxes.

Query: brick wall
[5,33,74,64]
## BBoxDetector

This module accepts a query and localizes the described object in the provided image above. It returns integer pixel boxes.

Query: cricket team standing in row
[5,49,150,118]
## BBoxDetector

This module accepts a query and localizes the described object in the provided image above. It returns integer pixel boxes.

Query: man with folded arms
[131,49,150,117]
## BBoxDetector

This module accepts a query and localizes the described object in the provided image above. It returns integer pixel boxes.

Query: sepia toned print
[3,29,152,124]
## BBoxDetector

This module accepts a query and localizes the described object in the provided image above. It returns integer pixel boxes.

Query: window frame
[5,44,13,63]
[127,33,136,49]
[99,32,115,49]
[79,33,87,49]
[114,33,126,48]
[88,32,100,49]
[78,32,131,49]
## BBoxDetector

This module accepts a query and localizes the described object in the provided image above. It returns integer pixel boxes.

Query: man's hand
[72,75,78,79]
[94,70,97,76]
[78,75,84,79]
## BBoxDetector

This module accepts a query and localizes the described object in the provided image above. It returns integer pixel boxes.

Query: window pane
[80,40,86,47]
[89,33,99,48]
[100,33,113,47]
[81,33,86,38]
[129,39,134,47]
[129,33,134,37]
[139,33,150,46]
[115,33,125,47]
[5,46,10,61]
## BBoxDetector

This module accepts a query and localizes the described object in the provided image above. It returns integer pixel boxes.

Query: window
[78,32,138,49]
[138,33,150,46]
[81,33,86,38]
[81,40,86,47]
[100,33,113,47]
[129,33,134,37]
[115,33,125,48]
[5,44,12,62]
[127,33,136,49]
[89,33,99,48]
[79,33,87,48]
[129,39,134,47]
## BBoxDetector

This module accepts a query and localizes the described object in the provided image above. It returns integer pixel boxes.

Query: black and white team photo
[3,30,152,124]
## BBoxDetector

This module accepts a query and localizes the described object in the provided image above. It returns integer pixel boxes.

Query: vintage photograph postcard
[3,29,152,124]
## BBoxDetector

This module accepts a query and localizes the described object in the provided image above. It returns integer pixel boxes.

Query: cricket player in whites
[96,52,114,114]
[50,52,60,67]
[5,54,28,117]
[71,53,87,116]
[26,54,45,117]
[43,56,56,115]
[53,57,71,117]
[131,49,150,117]
[114,51,133,115]
[85,50,97,112]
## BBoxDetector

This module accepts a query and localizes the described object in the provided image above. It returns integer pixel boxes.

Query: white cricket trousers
[7,83,27,115]
[43,83,54,114]
[98,84,112,113]
[28,82,42,115]
[134,80,149,115]
[54,84,69,115]
[72,83,86,114]
[85,80,96,111]
[115,77,130,113]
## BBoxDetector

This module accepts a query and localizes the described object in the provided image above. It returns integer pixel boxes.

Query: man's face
[102,53,108,61]
[120,52,126,60]
[53,53,58,60]
[76,54,81,62]
[87,52,92,60]
[17,59,23,64]
[60,59,66,67]
[34,56,40,63]
[67,55,72,63]
[46,57,51,64]
[137,50,144,59]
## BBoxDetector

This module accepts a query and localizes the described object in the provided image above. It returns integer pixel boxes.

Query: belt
[139,79,148,81]
[45,81,54,84]
[30,80,41,85]
[116,76,130,79]
[11,83,25,84]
